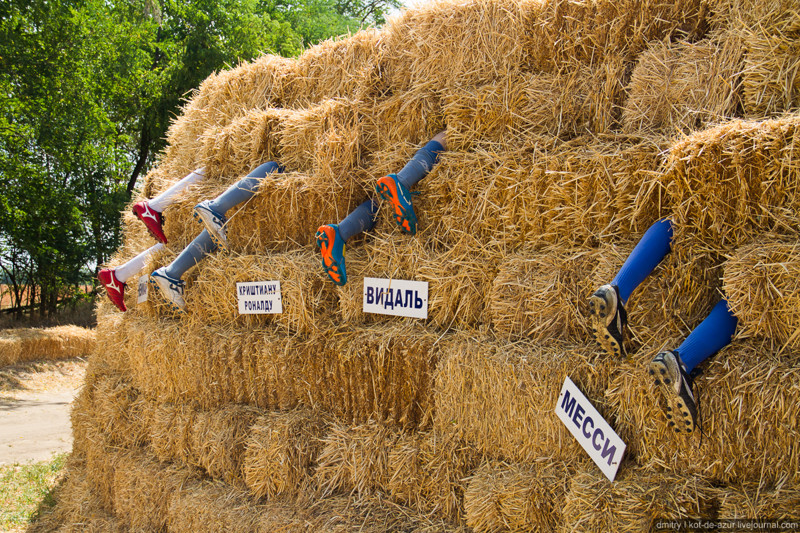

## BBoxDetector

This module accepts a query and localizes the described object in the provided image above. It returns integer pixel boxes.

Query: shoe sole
[193,209,228,252]
[149,277,186,314]
[376,177,416,234]
[316,227,345,286]
[648,359,695,434]
[588,293,624,357]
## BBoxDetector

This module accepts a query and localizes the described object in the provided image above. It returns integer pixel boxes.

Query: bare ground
[0,359,87,466]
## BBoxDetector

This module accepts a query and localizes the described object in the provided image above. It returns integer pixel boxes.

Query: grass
[0,453,67,532]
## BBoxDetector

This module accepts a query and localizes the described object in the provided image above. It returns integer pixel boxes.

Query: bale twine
[723,236,800,351]
[463,460,570,533]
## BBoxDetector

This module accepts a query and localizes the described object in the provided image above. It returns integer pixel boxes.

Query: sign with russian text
[137,275,149,304]
[555,376,626,482]
[236,281,282,314]
[363,277,428,319]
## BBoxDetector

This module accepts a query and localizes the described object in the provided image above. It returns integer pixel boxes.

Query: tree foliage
[0,0,399,318]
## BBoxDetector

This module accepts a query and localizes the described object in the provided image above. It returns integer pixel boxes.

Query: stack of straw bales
[45,0,800,530]
[0,325,95,367]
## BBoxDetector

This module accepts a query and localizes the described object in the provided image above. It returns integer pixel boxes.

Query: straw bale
[607,339,800,485]
[306,494,469,532]
[294,30,386,106]
[367,89,445,148]
[489,246,600,343]
[489,239,722,347]
[152,167,368,255]
[225,169,372,251]
[664,112,800,252]
[184,404,261,486]
[524,0,709,71]
[0,325,95,367]
[278,98,372,180]
[167,478,307,533]
[243,409,330,500]
[163,55,302,173]
[434,333,612,465]
[561,467,717,532]
[119,316,439,428]
[90,375,149,449]
[739,11,800,117]
[380,0,534,89]
[148,401,198,464]
[337,230,499,330]
[716,480,800,518]
[463,460,570,533]
[187,250,336,336]
[27,457,126,533]
[92,313,131,373]
[198,107,293,182]
[708,0,799,32]
[387,431,481,521]
[723,237,800,351]
[111,449,195,532]
[423,135,671,250]
[314,420,400,498]
[622,34,745,135]
[444,61,628,151]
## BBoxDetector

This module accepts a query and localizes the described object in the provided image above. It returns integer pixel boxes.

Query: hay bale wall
[49,0,800,530]
[0,325,95,367]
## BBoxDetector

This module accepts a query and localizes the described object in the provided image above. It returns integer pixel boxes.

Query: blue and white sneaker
[376,174,418,235]
[150,267,186,312]
[193,200,228,250]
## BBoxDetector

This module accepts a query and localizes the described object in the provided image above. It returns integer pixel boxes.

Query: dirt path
[0,360,87,465]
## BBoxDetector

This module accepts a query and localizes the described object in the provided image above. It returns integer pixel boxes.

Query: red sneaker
[98,268,126,312]
[132,201,167,243]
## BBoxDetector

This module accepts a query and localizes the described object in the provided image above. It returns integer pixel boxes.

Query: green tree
[0,0,401,318]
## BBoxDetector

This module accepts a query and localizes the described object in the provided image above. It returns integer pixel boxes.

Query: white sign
[236,281,283,314]
[137,275,149,304]
[363,277,428,319]
[555,376,626,482]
